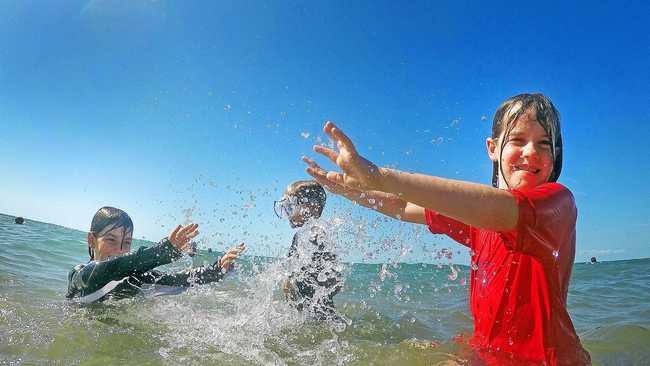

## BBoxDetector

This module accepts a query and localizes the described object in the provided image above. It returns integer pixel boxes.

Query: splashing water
[144,218,351,365]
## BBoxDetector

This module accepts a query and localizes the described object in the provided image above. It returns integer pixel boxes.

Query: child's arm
[307,121,518,231]
[67,224,199,299]
[303,156,425,223]
[67,238,183,299]
[154,243,246,287]
[376,170,518,231]
[304,156,472,246]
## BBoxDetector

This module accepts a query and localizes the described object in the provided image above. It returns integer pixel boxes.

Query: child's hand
[219,243,246,272]
[309,121,383,191]
[168,223,199,252]
[302,156,354,196]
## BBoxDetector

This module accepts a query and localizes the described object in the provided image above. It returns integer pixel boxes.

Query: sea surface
[1,213,649,365]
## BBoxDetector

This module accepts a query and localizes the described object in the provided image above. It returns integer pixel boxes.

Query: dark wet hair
[491,93,563,188]
[88,206,133,259]
[286,180,327,218]
[14,217,24,224]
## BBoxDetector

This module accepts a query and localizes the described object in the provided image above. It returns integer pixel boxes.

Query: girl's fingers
[187,229,199,239]
[305,167,325,182]
[308,170,342,193]
[179,223,198,237]
[170,225,182,240]
[301,156,323,170]
[324,121,357,153]
[326,171,346,186]
[313,145,339,164]
[176,225,189,238]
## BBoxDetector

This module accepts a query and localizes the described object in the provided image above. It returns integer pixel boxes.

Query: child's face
[88,226,133,261]
[487,111,554,190]
[275,193,311,228]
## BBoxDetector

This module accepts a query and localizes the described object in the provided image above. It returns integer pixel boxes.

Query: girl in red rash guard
[302,93,591,365]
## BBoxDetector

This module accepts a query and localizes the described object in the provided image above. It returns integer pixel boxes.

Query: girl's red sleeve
[502,182,577,259]
[424,208,472,248]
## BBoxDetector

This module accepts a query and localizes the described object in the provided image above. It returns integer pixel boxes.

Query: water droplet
[317,272,327,282]
[300,132,310,139]
[447,265,458,281]
[552,250,559,260]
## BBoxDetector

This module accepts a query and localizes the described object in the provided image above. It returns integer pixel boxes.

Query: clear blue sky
[1,0,648,263]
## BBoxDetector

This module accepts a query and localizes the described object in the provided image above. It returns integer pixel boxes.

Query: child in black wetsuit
[275,181,342,319]
[67,206,245,303]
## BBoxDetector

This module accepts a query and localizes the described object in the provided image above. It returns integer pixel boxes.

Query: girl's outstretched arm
[152,243,245,287]
[378,170,518,231]
[307,121,518,232]
[303,156,425,224]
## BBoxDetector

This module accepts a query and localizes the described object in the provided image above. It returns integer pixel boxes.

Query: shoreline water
[2,213,649,365]
[2,213,645,265]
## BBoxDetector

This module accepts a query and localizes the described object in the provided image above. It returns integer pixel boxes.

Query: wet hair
[491,93,563,188]
[286,180,327,218]
[14,217,24,224]
[88,206,133,259]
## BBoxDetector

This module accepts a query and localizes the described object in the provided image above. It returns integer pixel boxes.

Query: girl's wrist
[376,167,393,192]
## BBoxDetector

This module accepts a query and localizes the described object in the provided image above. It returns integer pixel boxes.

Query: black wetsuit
[67,239,224,303]
[286,225,342,317]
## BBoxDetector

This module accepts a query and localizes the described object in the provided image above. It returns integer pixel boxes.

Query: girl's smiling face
[487,110,554,190]
[88,226,133,261]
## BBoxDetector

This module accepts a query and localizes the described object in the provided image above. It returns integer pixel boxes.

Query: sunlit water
[1,213,649,365]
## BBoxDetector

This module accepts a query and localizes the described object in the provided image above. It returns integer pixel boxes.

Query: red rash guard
[425,183,591,366]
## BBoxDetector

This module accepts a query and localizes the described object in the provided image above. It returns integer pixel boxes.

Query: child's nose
[521,141,539,158]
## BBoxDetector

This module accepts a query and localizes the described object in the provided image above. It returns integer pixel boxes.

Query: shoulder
[69,263,86,275]
[511,182,577,227]
[511,182,575,208]
[68,263,88,283]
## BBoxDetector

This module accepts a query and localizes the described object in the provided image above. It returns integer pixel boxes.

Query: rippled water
[1,213,649,365]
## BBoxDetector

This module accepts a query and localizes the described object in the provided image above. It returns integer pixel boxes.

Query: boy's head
[87,206,134,261]
[486,93,563,190]
[274,180,326,228]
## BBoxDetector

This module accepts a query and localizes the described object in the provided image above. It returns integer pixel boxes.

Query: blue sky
[0,0,648,263]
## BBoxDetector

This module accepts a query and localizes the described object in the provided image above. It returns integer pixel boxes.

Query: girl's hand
[168,223,200,252]
[309,121,383,191]
[219,243,246,272]
[302,156,355,196]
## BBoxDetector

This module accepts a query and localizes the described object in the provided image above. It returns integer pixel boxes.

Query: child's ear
[486,137,498,162]
[87,233,96,259]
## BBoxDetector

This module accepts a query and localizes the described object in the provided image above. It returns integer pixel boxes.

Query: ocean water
[1,213,649,366]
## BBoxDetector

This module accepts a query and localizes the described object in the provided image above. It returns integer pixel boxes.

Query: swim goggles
[273,196,299,219]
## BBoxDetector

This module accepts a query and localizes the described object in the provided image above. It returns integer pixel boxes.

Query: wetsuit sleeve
[501,183,577,260]
[287,233,298,258]
[424,208,472,247]
[66,238,182,298]
[153,259,225,287]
